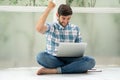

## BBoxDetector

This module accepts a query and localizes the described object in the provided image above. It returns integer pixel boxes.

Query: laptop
[56,42,87,57]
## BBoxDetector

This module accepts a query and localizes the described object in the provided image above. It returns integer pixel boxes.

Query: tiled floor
[0,66,120,80]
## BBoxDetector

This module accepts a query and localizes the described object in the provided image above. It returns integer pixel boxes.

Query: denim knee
[83,56,96,69]
[36,52,46,66]
[88,57,96,69]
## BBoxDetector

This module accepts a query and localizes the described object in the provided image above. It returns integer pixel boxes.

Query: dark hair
[58,4,73,16]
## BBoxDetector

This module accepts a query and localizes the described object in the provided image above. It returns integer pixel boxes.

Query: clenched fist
[47,0,56,10]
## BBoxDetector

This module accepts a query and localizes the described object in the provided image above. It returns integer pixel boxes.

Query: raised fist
[48,0,56,9]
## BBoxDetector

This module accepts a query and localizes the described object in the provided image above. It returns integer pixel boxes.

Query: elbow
[36,25,40,32]
[35,25,45,34]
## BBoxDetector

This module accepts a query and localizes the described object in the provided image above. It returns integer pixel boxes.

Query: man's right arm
[36,1,56,34]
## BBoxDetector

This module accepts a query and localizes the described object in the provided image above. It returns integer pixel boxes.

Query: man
[36,1,95,75]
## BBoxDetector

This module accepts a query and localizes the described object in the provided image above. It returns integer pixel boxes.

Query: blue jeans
[36,51,95,74]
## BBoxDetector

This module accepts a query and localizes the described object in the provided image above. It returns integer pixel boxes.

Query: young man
[36,1,95,75]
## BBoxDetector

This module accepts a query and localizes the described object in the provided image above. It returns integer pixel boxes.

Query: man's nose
[64,20,68,24]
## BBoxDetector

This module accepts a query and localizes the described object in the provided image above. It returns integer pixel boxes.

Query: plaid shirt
[45,21,82,56]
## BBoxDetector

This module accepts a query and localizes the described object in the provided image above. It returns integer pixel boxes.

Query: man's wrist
[46,7,54,11]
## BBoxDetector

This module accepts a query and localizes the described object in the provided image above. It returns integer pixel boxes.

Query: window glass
[66,0,120,7]
[0,0,48,6]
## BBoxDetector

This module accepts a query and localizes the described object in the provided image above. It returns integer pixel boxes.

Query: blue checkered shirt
[45,21,82,56]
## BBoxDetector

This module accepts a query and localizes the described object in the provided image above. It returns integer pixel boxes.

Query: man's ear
[56,13,59,17]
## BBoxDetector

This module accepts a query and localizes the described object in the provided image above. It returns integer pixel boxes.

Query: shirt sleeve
[45,23,55,35]
[45,23,51,33]
[75,26,82,43]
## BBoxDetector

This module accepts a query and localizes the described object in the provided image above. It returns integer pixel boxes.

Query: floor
[0,66,120,80]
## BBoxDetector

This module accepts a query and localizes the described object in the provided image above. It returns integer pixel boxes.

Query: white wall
[0,0,120,68]
[0,12,120,68]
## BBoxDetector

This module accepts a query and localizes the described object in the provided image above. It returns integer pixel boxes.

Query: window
[0,0,48,6]
[66,0,120,7]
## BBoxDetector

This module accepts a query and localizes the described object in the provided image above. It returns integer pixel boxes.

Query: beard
[58,20,68,27]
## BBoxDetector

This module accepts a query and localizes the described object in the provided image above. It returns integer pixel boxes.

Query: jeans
[36,51,96,74]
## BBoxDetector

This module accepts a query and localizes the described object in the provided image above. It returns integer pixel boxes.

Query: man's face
[57,15,71,27]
